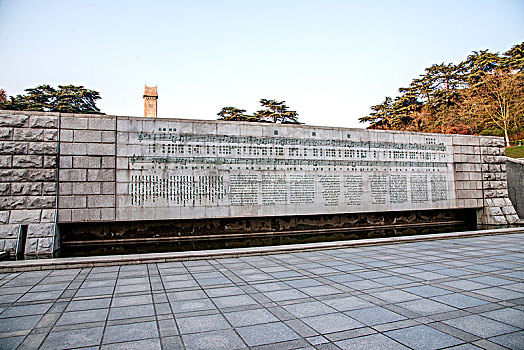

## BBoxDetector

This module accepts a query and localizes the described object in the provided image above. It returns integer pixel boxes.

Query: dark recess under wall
[61,208,477,245]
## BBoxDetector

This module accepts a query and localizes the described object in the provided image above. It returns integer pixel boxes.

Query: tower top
[144,85,158,98]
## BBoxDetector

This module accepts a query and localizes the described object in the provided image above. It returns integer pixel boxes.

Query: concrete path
[0,233,523,349]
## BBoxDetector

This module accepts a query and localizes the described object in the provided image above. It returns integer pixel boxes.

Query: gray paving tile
[299,285,343,297]
[182,329,246,349]
[41,326,104,349]
[443,315,519,338]
[432,293,489,309]
[386,324,463,350]
[473,287,524,300]
[396,298,457,315]
[488,330,524,350]
[205,286,245,297]
[101,338,162,350]
[67,297,111,311]
[0,302,52,318]
[264,289,309,302]
[302,313,364,333]
[481,307,524,328]
[224,308,279,327]
[177,313,230,334]
[468,276,514,286]
[345,306,406,326]
[335,333,409,349]
[236,322,300,347]
[0,336,25,350]
[371,290,421,303]
[402,285,451,297]
[283,301,336,318]
[108,304,155,320]
[170,298,217,313]
[103,320,159,344]
[111,294,153,307]
[0,314,42,333]
[57,308,108,325]
[212,294,258,308]
[167,289,207,301]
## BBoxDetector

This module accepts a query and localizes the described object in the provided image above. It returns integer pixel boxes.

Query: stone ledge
[1,227,523,273]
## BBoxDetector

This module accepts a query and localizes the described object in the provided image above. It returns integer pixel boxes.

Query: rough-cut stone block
[0,183,10,195]
[13,128,44,141]
[0,155,11,169]
[0,169,28,182]
[11,183,41,196]
[59,143,87,155]
[61,116,88,129]
[73,130,102,143]
[73,182,101,195]
[58,195,87,209]
[27,223,56,238]
[41,209,57,223]
[0,211,9,224]
[25,223,60,256]
[29,116,58,128]
[28,142,58,155]
[44,129,58,141]
[88,116,116,130]
[87,195,115,208]
[12,155,43,168]
[59,169,86,182]
[42,182,56,195]
[87,143,115,156]
[87,169,115,181]
[0,128,12,140]
[0,142,28,155]
[0,197,26,210]
[27,196,56,209]
[480,137,505,147]
[0,224,20,238]
[0,114,29,127]
[28,169,57,181]
[9,209,42,224]
[43,155,57,168]
[101,156,116,169]
[73,156,101,169]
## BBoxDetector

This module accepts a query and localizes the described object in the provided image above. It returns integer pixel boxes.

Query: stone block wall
[478,138,519,225]
[57,114,116,223]
[507,158,524,219]
[0,110,520,256]
[0,111,59,255]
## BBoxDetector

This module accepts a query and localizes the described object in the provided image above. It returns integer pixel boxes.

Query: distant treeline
[359,42,524,146]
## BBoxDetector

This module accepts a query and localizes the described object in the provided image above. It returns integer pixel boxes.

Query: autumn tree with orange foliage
[360,42,524,144]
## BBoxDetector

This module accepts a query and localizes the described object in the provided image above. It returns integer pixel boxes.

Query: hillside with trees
[359,42,524,146]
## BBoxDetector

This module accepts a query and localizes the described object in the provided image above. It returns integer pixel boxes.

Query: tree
[461,69,524,146]
[253,99,300,124]
[0,89,6,104]
[217,99,301,124]
[0,84,102,113]
[217,106,258,122]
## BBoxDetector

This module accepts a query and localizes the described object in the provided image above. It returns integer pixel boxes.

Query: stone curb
[1,227,523,273]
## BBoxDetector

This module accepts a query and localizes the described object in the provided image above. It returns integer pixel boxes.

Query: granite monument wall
[0,111,519,256]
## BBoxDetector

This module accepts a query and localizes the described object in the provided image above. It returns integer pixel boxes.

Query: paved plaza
[0,233,523,350]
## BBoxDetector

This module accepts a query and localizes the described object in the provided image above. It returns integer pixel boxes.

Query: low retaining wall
[507,158,524,219]
[0,110,519,257]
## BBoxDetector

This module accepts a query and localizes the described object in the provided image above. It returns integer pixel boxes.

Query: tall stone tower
[143,85,158,117]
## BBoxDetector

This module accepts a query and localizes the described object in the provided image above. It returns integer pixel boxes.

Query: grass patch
[506,145,524,158]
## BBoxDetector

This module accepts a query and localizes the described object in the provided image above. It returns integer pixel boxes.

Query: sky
[0,0,523,129]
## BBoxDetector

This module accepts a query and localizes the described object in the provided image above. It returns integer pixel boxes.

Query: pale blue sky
[1,0,523,128]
